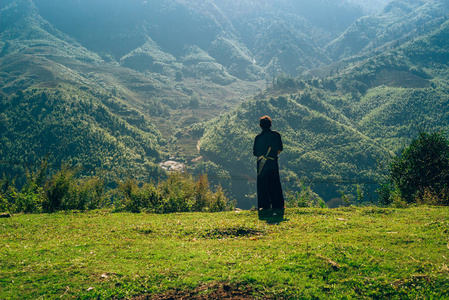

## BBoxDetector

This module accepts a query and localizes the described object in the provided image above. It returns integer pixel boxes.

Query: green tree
[386,131,449,205]
[189,93,201,108]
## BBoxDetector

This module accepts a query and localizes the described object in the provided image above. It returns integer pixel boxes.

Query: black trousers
[257,167,284,209]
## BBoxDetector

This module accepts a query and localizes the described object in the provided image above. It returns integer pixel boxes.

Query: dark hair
[259,115,272,130]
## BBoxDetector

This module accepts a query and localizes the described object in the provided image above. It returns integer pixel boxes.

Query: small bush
[117,178,160,213]
[381,131,449,206]
[1,160,48,214]
[209,186,229,212]
[0,194,8,212]
[0,175,15,212]
[285,182,324,208]
[116,173,231,213]
[76,177,106,210]
[13,186,43,213]
[43,165,76,212]
[415,187,449,206]
[42,165,106,212]
[2,161,230,214]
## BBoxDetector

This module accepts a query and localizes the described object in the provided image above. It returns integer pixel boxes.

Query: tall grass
[0,162,232,214]
[114,173,231,213]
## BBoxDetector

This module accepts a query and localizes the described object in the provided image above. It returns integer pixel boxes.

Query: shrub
[381,131,449,206]
[0,194,8,212]
[13,180,43,214]
[42,165,106,212]
[117,178,160,213]
[4,160,48,213]
[415,187,449,206]
[116,177,140,212]
[42,165,76,212]
[209,186,230,212]
[285,181,324,208]
[2,161,230,214]
[76,177,106,210]
[116,173,231,213]
[193,174,209,211]
[0,175,15,212]
[157,172,196,213]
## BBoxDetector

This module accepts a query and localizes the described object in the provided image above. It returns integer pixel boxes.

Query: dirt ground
[130,283,263,299]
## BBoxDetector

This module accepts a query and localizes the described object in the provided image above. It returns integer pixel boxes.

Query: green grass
[1,206,449,299]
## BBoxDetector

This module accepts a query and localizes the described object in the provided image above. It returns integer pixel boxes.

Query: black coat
[253,128,284,209]
[253,129,283,172]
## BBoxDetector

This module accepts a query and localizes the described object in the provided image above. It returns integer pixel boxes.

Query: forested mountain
[342,19,449,151]
[326,0,449,61]
[29,0,378,79]
[0,0,164,179]
[2,0,449,207]
[199,18,449,207]
[0,0,262,177]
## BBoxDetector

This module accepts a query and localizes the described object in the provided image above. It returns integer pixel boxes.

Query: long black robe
[253,129,284,209]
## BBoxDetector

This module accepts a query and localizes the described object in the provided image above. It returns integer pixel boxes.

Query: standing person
[253,115,284,211]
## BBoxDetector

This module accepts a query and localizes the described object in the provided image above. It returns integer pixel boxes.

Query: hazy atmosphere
[2,0,449,298]
[2,0,449,207]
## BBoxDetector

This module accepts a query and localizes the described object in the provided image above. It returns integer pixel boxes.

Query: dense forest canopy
[1,0,449,207]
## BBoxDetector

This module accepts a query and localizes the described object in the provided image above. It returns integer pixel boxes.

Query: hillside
[199,19,449,206]
[0,83,162,174]
[199,88,393,207]
[1,207,448,299]
[0,0,264,179]
[337,19,449,152]
[0,0,375,181]
[325,0,449,61]
[2,0,449,207]
[30,0,381,79]
[0,0,164,177]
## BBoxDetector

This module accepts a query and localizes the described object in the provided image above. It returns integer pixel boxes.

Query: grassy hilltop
[1,206,448,299]
[2,2,449,297]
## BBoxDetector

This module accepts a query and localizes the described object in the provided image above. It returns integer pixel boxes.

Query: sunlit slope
[339,20,449,152]
[0,83,163,173]
[199,19,449,199]
[199,95,392,183]
[349,85,449,153]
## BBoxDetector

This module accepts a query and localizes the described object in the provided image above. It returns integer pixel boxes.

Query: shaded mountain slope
[0,0,267,178]
[0,0,101,62]
[0,52,164,172]
[0,1,164,175]
[0,84,162,171]
[325,0,449,61]
[31,0,374,79]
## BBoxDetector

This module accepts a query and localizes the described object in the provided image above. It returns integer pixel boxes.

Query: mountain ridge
[199,18,449,206]
[2,0,449,207]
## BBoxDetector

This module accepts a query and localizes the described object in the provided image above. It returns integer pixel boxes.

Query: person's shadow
[258,208,287,224]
